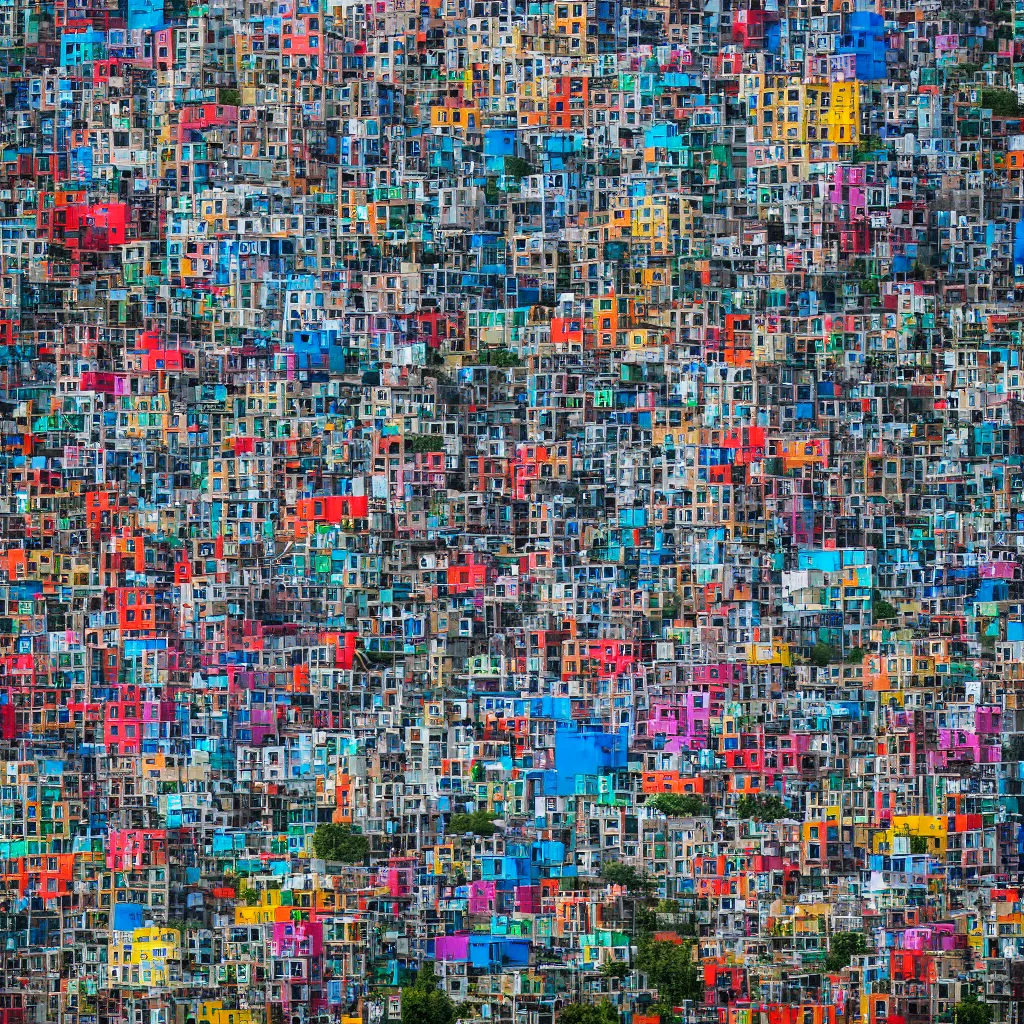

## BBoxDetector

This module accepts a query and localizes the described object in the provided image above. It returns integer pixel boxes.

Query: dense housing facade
[1,1,1024,1024]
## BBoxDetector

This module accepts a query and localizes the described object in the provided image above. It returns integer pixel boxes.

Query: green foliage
[503,156,536,181]
[852,135,884,162]
[911,259,935,281]
[479,348,522,367]
[238,886,261,906]
[218,87,241,105]
[632,903,659,938]
[952,993,994,1024]
[825,931,868,972]
[873,594,898,620]
[636,938,703,1006]
[599,960,631,980]
[362,650,398,665]
[810,642,837,667]
[647,793,712,817]
[402,963,456,1024]
[405,434,445,453]
[311,823,369,863]
[910,836,928,855]
[600,861,653,891]
[981,88,1022,116]
[645,1004,679,1023]
[447,809,498,836]
[845,647,866,664]
[735,794,789,822]
[558,1004,619,1024]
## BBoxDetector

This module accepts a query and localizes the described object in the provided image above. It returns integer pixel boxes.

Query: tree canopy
[952,993,993,1024]
[735,794,789,822]
[636,938,703,1007]
[825,931,868,972]
[810,642,837,666]
[647,793,712,817]
[311,823,369,863]
[401,963,456,1024]
[447,809,499,836]
[981,88,1022,117]
[600,861,654,892]
[558,1003,619,1024]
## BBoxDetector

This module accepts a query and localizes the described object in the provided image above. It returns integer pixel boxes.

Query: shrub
[405,434,445,453]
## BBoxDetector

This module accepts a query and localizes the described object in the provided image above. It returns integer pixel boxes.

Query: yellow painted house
[427,840,468,878]
[128,926,180,986]
[747,640,793,666]
[235,887,285,925]
[430,103,481,133]
[631,196,669,254]
[873,815,947,856]
[821,82,860,150]
[199,1001,260,1024]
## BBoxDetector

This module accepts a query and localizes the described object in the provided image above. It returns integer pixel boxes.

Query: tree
[736,794,789,822]
[480,348,522,367]
[600,861,653,892]
[311,823,369,863]
[810,642,837,667]
[238,886,261,906]
[447,810,499,837]
[981,88,1022,116]
[600,960,630,980]
[632,903,659,938]
[503,156,536,181]
[402,963,456,1024]
[825,931,868,972]
[952,993,993,1024]
[873,594,898,620]
[910,836,928,855]
[636,938,703,1006]
[647,793,712,817]
[558,1004,619,1024]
